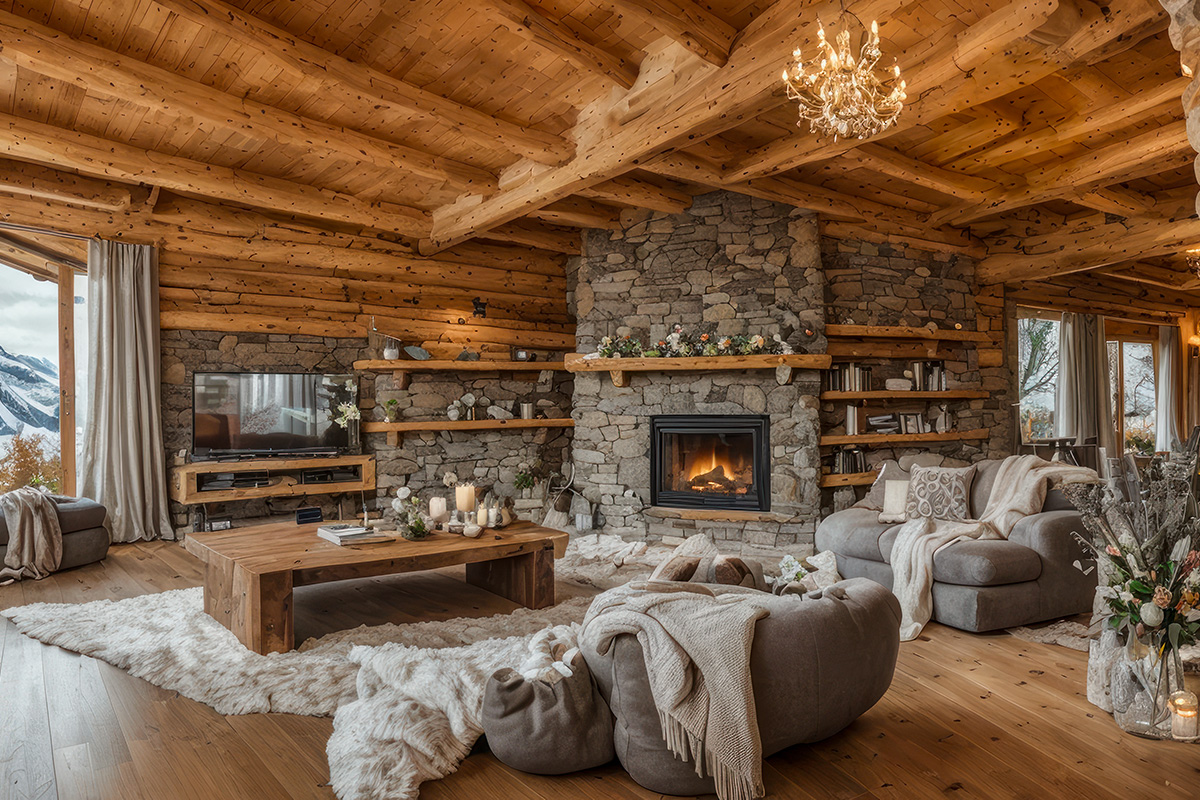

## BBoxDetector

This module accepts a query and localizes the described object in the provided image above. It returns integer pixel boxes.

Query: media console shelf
[170,454,376,506]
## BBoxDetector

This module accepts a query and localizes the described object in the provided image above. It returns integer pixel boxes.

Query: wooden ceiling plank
[576,174,693,213]
[425,0,922,250]
[0,110,431,237]
[0,230,85,269]
[606,0,736,66]
[477,219,582,254]
[976,199,1200,284]
[0,9,496,191]
[1098,261,1200,290]
[0,156,140,209]
[840,143,1001,199]
[934,119,1191,224]
[527,197,624,229]
[482,0,639,89]
[153,0,572,165]
[728,0,1160,182]
[1072,186,1159,216]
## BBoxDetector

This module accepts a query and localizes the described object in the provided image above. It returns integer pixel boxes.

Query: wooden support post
[464,545,556,609]
[57,263,75,496]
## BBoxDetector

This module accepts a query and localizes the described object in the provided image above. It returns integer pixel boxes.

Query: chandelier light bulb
[782,17,906,142]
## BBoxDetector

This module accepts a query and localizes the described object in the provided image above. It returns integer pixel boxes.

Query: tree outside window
[1016,314,1060,443]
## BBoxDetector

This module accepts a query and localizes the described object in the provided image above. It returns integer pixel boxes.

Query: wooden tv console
[169,454,376,506]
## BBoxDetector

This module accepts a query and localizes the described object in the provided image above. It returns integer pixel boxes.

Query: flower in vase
[1153,586,1172,609]
[1105,545,1121,557]
[1141,602,1165,627]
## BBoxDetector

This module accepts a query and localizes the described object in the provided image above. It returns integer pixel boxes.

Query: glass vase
[1111,631,1184,740]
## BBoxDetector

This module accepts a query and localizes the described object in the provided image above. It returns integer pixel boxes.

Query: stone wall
[161,330,571,530]
[820,237,1014,495]
[569,191,826,557]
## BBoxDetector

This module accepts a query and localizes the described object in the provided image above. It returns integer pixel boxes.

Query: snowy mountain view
[0,344,60,440]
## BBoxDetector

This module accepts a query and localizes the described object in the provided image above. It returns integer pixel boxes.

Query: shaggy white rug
[0,534,667,799]
[1007,620,1200,671]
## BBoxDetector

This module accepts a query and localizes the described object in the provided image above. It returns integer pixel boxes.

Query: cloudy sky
[0,267,68,364]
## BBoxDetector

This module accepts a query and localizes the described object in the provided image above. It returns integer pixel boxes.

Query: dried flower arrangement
[595,324,793,359]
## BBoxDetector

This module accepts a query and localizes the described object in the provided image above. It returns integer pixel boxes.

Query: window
[1108,338,1156,456]
[0,260,87,493]
[1016,310,1060,443]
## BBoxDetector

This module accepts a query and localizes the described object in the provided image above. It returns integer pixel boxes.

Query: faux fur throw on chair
[581,581,771,800]
[891,454,1096,641]
[0,487,63,583]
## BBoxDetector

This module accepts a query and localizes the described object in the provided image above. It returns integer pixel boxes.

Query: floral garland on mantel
[595,324,794,359]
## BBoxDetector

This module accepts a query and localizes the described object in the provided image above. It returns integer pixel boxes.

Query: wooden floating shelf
[170,455,376,506]
[819,428,991,447]
[825,325,991,342]
[821,390,990,401]
[820,471,879,488]
[563,352,832,387]
[363,417,574,445]
[353,359,567,390]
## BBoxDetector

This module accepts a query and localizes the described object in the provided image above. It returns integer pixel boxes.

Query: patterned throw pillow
[905,464,977,521]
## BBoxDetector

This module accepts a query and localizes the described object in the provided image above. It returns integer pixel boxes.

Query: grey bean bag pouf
[483,651,615,775]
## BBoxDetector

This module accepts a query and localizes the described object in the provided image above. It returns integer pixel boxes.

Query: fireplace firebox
[650,415,770,511]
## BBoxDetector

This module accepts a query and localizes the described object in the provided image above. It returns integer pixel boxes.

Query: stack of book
[831,447,867,475]
[826,363,872,391]
[317,523,394,546]
[909,361,948,391]
[866,414,900,434]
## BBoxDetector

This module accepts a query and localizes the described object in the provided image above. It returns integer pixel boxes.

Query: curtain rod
[0,220,95,242]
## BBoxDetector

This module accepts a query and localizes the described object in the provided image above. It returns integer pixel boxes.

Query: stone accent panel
[569,191,826,556]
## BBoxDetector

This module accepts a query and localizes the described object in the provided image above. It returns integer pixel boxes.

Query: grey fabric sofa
[0,495,110,572]
[815,459,1096,633]
[581,578,900,796]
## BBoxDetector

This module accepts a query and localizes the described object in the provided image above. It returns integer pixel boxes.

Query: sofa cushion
[854,460,909,510]
[905,464,976,521]
[969,460,1003,518]
[815,507,895,562]
[0,495,107,545]
[931,540,1042,586]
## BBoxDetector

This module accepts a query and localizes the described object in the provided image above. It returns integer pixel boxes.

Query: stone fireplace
[568,191,827,557]
[650,415,770,512]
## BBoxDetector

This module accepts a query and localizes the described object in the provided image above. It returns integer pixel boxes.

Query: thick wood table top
[184,519,569,583]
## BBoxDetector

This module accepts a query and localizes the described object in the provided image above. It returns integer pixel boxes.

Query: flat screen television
[192,372,358,459]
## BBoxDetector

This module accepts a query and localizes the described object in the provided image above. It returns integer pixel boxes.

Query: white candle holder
[1171,690,1199,742]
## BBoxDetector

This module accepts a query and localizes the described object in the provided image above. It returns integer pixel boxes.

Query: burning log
[689,465,736,491]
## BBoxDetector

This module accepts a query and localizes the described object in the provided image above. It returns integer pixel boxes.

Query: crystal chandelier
[781,19,906,141]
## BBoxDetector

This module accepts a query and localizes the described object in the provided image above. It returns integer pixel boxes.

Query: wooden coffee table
[184,520,569,655]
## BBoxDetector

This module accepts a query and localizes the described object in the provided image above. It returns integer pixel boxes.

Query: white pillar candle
[477,501,488,525]
[428,496,448,522]
[455,484,476,513]
[1171,690,1199,741]
[488,506,500,527]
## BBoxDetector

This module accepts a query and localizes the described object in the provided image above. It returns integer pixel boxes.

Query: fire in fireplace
[650,415,770,511]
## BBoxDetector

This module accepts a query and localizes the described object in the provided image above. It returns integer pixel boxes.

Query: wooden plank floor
[1,541,1198,800]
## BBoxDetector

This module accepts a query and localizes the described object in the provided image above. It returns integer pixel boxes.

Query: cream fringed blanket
[581,581,771,800]
[0,487,62,583]
[891,455,1096,641]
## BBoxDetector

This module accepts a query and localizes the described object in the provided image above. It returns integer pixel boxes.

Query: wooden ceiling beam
[976,198,1200,283]
[1098,261,1200,290]
[0,111,430,237]
[1072,186,1160,216]
[934,119,1192,224]
[0,249,57,282]
[154,0,571,165]
[727,0,1161,182]
[0,157,143,211]
[483,0,640,88]
[958,76,1188,169]
[425,0,922,250]
[1007,282,1183,324]
[839,143,1001,199]
[576,175,693,213]
[526,197,625,229]
[0,231,86,271]
[477,220,582,255]
[606,0,737,66]
[0,9,495,191]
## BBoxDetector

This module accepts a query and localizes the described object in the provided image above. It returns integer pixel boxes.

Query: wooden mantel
[562,352,832,387]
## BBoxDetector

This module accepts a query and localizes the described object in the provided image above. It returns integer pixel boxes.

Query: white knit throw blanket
[891,455,1097,641]
[0,487,62,583]
[581,581,770,800]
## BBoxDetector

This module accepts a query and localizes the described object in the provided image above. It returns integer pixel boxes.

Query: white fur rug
[1007,620,1200,672]
[0,534,667,799]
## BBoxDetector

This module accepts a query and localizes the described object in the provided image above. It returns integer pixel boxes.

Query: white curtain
[80,240,175,542]
[1055,312,1117,456]
[1156,325,1183,452]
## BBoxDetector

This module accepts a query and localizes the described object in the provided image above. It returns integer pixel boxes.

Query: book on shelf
[830,447,867,475]
[867,413,900,434]
[827,363,872,392]
[845,404,859,436]
[908,360,948,391]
